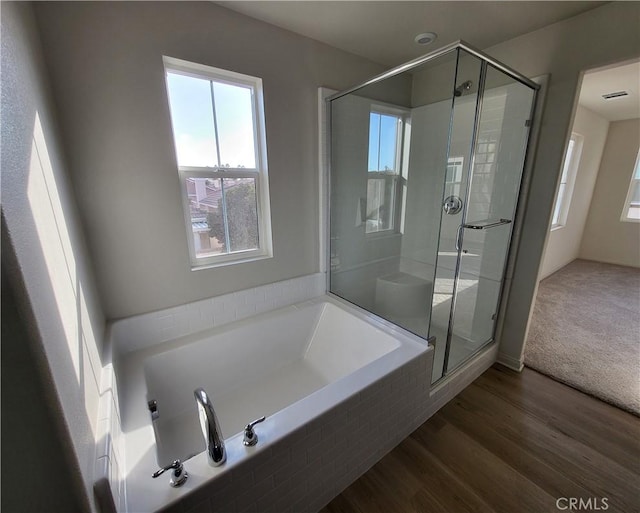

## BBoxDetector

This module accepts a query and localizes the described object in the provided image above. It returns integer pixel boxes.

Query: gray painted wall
[1,3,107,509]
[34,1,388,320]
[20,1,640,370]
[1,261,89,513]
[539,105,610,279]
[580,117,640,267]
[482,2,640,367]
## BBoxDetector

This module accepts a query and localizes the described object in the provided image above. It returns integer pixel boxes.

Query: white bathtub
[118,295,432,513]
[144,299,406,466]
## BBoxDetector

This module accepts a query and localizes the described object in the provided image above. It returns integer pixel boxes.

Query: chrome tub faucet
[194,387,226,466]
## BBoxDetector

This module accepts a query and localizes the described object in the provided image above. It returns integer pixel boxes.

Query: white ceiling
[217,1,607,67]
[579,61,640,121]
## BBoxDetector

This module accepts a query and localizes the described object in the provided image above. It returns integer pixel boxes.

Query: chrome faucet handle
[152,459,188,487]
[243,416,266,446]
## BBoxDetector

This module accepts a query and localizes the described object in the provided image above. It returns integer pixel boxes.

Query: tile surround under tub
[110,273,326,355]
[135,349,434,513]
[96,273,325,512]
[94,358,128,513]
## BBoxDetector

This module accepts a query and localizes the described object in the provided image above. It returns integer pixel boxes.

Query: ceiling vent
[602,91,629,100]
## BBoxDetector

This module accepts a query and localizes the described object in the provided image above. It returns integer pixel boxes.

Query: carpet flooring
[524,259,640,416]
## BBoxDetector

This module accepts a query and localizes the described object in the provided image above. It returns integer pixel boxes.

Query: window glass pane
[223,178,259,252]
[552,183,566,225]
[368,113,381,171]
[214,82,256,169]
[446,157,464,197]
[166,73,218,167]
[185,177,225,258]
[379,114,398,172]
[365,177,395,233]
[552,135,582,228]
[560,138,575,183]
[368,112,400,172]
[631,180,640,203]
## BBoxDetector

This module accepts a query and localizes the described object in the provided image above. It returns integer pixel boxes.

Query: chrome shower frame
[323,40,542,381]
[326,40,539,103]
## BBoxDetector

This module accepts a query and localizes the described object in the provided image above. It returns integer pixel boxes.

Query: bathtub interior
[143,300,401,466]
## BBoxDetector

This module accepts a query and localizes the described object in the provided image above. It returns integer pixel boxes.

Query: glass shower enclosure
[327,41,538,383]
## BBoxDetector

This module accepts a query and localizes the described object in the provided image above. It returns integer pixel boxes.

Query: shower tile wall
[399,101,451,285]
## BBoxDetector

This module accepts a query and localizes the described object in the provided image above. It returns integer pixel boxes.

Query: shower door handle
[463,218,512,230]
[455,224,464,252]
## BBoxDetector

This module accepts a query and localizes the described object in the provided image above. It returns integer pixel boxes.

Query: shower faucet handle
[152,459,188,487]
[243,416,266,446]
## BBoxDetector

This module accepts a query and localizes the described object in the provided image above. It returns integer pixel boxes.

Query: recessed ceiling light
[414,32,437,46]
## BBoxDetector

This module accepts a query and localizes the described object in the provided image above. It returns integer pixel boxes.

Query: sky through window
[166,72,256,168]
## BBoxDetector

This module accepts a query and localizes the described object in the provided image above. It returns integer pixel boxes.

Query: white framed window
[163,56,272,269]
[445,156,465,198]
[621,150,640,222]
[551,133,583,229]
[366,107,406,234]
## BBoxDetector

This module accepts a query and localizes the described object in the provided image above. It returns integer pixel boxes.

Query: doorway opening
[524,59,640,416]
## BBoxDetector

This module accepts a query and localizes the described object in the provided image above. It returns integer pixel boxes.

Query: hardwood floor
[320,365,640,513]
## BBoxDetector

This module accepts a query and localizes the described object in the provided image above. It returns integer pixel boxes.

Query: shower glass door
[443,64,536,374]
[429,49,484,381]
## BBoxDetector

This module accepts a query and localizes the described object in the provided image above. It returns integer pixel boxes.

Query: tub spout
[194,388,226,466]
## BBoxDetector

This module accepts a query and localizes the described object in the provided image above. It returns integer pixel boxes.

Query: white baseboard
[497,351,524,372]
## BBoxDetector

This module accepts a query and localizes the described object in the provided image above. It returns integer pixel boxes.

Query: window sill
[365,231,402,241]
[191,252,272,271]
[550,224,565,232]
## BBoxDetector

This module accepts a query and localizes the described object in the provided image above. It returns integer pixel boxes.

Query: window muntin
[551,133,582,229]
[366,109,404,234]
[164,57,272,268]
[621,150,640,222]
